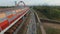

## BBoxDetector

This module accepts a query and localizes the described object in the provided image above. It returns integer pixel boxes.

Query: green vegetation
[33,6,60,21]
[0,6,15,8]
[33,6,60,34]
[36,11,47,18]
[44,27,60,34]
[37,23,42,34]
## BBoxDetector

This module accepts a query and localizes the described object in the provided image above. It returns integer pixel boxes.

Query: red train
[0,7,29,32]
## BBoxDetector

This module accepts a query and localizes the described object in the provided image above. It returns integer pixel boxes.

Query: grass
[44,27,60,34]
[33,6,60,34]
[37,23,42,34]
[33,6,60,21]
[36,11,47,18]
[36,10,60,22]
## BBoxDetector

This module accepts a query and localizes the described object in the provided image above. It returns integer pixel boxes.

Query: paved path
[26,11,36,34]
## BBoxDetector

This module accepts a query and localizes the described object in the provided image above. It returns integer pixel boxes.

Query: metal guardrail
[40,18,60,24]
[13,16,27,34]
[30,8,46,34]
[13,9,30,34]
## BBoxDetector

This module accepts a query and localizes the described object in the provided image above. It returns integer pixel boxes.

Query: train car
[0,12,9,31]
[0,9,23,32]
[0,7,29,33]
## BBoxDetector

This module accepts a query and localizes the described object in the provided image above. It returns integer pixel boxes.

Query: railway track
[4,15,27,34]
[17,11,31,34]
[4,18,23,34]
[3,9,30,34]
[0,8,48,34]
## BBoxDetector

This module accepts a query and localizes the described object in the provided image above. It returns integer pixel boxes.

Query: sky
[0,0,60,6]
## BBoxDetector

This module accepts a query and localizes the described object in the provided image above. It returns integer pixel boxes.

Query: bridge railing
[31,8,46,34]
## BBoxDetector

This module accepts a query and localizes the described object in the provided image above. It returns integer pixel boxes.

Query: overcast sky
[0,0,60,6]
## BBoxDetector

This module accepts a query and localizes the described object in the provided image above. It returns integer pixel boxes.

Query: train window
[6,11,13,19]
[12,11,16,16]
[0,12,6,19]
[19,9,22,12]
[16,10,19,13]
[6,11,12,16]
[16,9,22,13]
[12,11,16,14]
[0,12,6,22]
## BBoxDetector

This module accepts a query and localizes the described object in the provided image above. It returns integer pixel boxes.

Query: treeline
[0,6,15,8]
[33,6,60,20]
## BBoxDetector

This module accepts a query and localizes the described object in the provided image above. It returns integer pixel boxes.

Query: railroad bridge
[0,1,47,34]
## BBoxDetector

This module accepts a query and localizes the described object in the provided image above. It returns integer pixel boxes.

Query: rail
[40,18,60,24]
